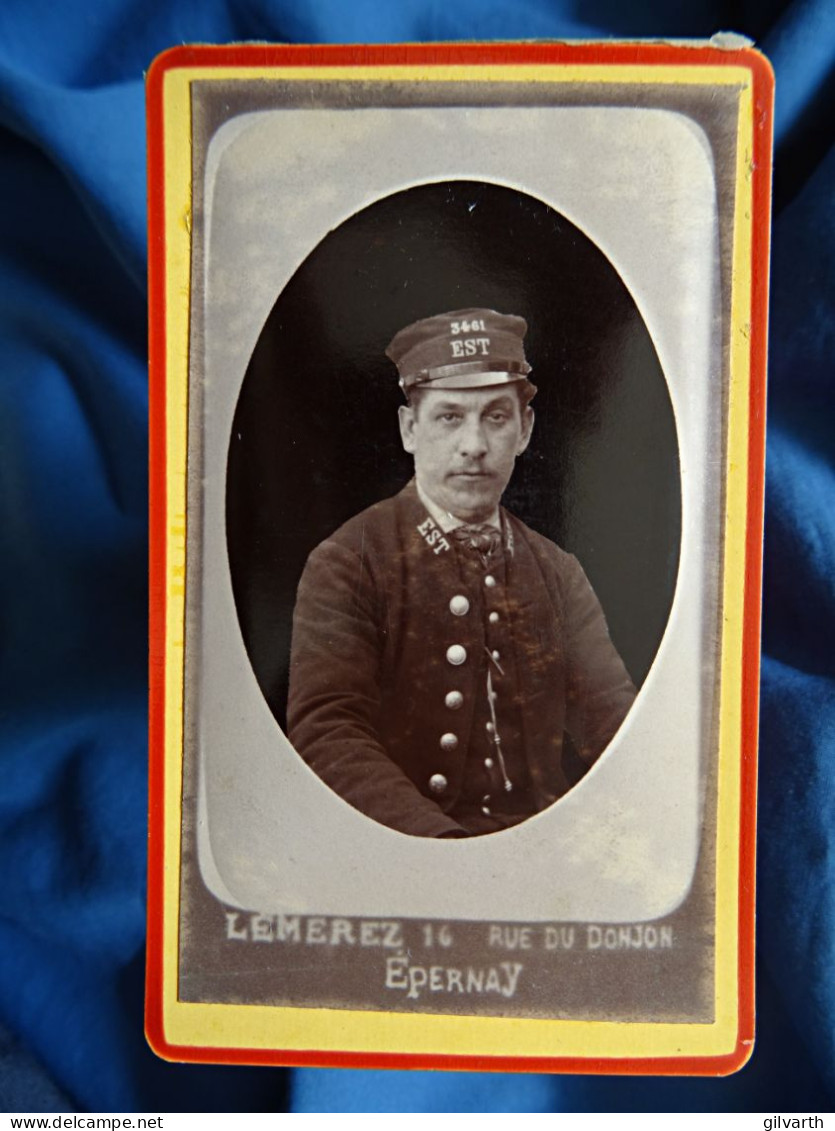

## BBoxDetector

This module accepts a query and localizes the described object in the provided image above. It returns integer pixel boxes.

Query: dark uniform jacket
[287,481,636,838]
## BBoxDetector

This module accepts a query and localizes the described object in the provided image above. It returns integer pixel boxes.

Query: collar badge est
[416,516,451,555]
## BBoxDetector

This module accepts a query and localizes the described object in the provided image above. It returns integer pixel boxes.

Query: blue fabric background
[0,0,832,1114]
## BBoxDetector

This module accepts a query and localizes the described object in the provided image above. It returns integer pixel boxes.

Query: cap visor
[423,371,527,390]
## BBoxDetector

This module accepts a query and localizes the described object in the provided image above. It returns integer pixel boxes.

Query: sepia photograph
[225,187,682,840]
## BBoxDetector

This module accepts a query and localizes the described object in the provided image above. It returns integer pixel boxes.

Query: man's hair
[405,380,536,414]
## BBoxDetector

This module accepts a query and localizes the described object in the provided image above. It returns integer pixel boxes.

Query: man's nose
[457,418,488,458]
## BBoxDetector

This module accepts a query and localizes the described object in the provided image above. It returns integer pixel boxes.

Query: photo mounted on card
[146,41,772,1073]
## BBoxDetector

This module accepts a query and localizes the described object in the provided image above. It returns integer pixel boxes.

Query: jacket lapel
[501,512,569,802]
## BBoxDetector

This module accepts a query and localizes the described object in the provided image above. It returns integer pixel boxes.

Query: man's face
[398,386,534,522]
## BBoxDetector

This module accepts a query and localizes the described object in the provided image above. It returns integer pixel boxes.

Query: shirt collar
[415,479,501,533]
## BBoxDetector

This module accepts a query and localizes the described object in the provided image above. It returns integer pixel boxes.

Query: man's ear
[398,404,417,454]
[516,406,534,456]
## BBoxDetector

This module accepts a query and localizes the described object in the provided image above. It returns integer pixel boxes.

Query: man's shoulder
[503,507,577,572]
[504,510,607,626]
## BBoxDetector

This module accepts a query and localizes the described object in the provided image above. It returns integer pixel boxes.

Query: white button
[449,595,470,616]
[488,611,500,624]
[484,575,497,588]
[504,780,513,792]
[491,650,501,661]
[484,757,494,769]
[440,732,459,751]
[429,773,448,794]
[446,644,467,665]
[482,805,491,816]
[486,721,494,733]
[482,794,491,802]
[445,690,463,710]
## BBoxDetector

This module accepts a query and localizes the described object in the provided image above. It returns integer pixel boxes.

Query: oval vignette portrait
[225,179,681,839]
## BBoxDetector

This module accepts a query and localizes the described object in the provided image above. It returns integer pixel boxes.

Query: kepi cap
[386,308,533,392]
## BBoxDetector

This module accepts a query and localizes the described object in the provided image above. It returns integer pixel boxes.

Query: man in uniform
[287,308,636,838]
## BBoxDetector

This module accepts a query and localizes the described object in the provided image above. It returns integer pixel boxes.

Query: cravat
[450,523,502,565]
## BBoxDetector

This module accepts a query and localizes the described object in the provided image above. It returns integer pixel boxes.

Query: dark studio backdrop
[226,180,680,730]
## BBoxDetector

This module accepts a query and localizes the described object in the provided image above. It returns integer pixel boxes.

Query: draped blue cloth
[1,0,832,1113]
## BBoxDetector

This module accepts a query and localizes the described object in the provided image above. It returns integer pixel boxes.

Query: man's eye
[488,413,509,424]
[439,413,462,423]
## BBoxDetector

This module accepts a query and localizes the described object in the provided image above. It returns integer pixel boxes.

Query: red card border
[146,39,773,1075]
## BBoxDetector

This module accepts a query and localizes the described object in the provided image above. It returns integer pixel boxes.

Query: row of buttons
[446,645,502,666]
[436,727,499,755]
[430,574,504,802]
[428,776,494,813]
[448,575,497,610]
[428,775,499,804]
[450,596,502,623]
